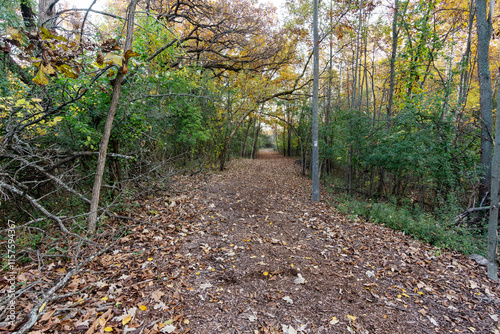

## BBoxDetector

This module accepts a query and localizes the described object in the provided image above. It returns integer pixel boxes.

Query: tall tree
[487,76,500,282]
[311,0,320,202]
[475,0,493,201]
[386,0,399,121]
[87,0,139,234]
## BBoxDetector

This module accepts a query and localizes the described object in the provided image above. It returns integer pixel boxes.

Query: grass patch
[331,192,486,256]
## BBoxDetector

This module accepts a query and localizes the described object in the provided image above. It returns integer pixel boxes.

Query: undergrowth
[329,192,486,256]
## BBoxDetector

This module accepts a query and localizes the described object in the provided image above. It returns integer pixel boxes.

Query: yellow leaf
[402,293,410,298]
[33,67,48,85]
[104,53,123,67]
[263,271,269,276]
[329,316,339,325]
[38,302,47,313]
[147,257,153,261]
[6,27,22,43]
[56,64,78,79]
[139,305,147,311]
[44,64,56,75]
[101,296,109,301]
[417,291,424,295]
[122,315,132,325]
[346,315,356,322]
[104,327,113,332]
[165,319,173,325]
[15,99,26,107]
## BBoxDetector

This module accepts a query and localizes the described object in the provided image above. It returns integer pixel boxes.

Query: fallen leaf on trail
[294,273,306,284]
[40,309,55,321]
[115,307,137,323]
[75,320,90,331]
[104,327,113,332]
[200,283,213,290]
[154,302,168,310]
[282,296,293,304]
[469,281,478,289]
[38,302,47,313]
[139,305,148,311]
[152,290,165,302]
[160,324,176,333]
[427,316,438,327]
[263,271,269,276]
[248,315,257,322]
[329,317,339,325]
[484,287,494,297]
[282,324,297,334]
[122,315,132,325]
[346,315,356,322]
[490,314,499,322]
[366,270,375,278]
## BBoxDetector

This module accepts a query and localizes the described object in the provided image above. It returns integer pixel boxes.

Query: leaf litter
[2,150,500,333]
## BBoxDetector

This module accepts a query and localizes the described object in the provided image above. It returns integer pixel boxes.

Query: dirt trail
[14,150,499,334]
[170,150,499,333]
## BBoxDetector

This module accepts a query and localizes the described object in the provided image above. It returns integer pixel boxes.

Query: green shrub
[330,194,485,256]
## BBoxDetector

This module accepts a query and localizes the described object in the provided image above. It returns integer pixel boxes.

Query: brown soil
[8,150,500,334]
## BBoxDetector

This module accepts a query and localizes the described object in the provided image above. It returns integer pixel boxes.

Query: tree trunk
[476,0,494,200]
[240,117,253,157]
[38,0,58,27]
[87,0,139,234]
[486,66,500,282]
[311,0,320,202]
[287,107,292,157]
[351,0,364,110]
[387,0,399,123]
[20,0,36,29]
[251,119,261,159]
[457,0,476,112]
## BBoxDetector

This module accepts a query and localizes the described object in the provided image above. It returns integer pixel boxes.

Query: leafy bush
[330,193,485,256]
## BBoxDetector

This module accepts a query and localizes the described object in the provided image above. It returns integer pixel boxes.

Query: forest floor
[8,150,500,334]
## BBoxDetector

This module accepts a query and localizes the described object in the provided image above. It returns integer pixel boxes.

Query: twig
[0,181,99,246]
[15,244,113,334]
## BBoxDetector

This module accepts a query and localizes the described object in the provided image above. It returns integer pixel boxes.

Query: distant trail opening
[255,149,286,159]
